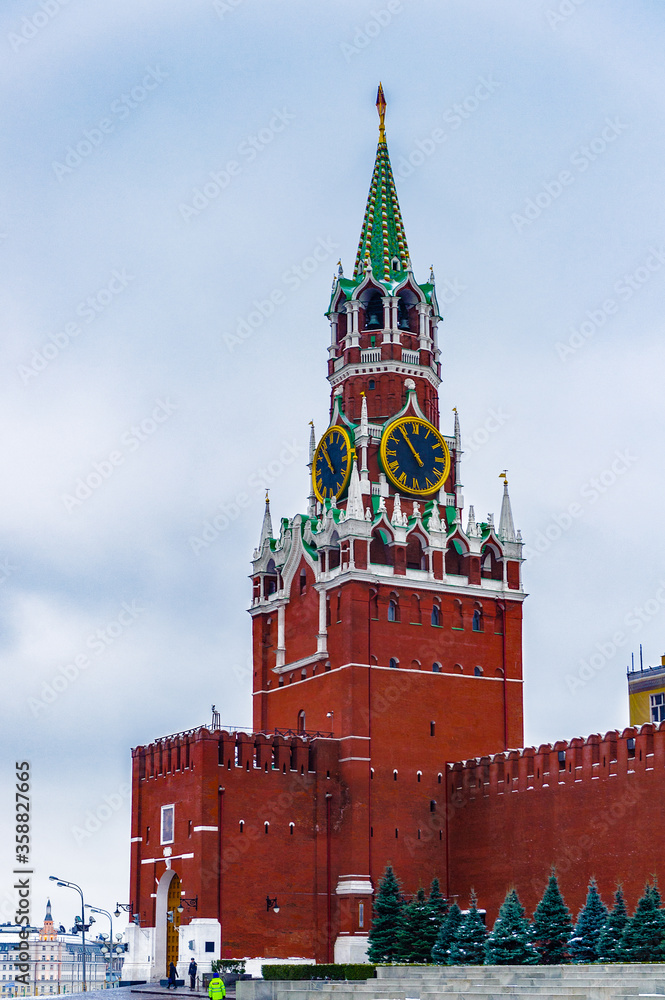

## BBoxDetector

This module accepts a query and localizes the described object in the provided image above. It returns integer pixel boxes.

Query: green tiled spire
[353,84,410,281]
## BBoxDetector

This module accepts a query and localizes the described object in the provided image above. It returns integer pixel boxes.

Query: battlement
[132,726,338,780]
[448,722,665,797]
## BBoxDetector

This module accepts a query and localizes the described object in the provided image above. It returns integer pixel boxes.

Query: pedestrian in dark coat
[167,961,178,989]
[188,959,197,991]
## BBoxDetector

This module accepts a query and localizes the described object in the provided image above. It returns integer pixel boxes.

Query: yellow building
[628,655,665,725]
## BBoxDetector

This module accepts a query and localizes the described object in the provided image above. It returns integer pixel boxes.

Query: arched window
[388,597,399,622]
[264,822,270,834]
[389,657,398,669]
[368,379,375,390]
[393,770,398,781]
[406,533,426,570]
[453,600,463,630]
[410,594,421,624]
[239,821,244,834]
[336,591,342,622]
[289,822,294,836]
[445,540,466,577]
[474,665,484,677]
[301,668,307,679]
[430,800,437,812]
[370,529,393,566]
[431,603,441,626]
[472,608,483,632]
[297,710,305,733]
[397,297,410,331]
[432,662,442,673]
[494,604,504,635]
[417,771,422,782]
[299,568,307,595]
[391,256,401,271]
[365,293,383,330]
[370,590,379,620]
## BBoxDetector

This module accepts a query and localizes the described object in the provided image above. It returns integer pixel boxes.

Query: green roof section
[353,85,410,282]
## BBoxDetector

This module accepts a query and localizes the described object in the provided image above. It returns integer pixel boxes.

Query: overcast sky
[2,0,665,929]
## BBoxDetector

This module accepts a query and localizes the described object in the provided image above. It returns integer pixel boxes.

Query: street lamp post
[85,906,115,985]
[49,877,86,992]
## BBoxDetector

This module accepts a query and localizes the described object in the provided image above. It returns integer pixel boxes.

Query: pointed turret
[346,459,365,521]
[466,505,476,536]
[44,899,53,923]
[498,472,516,543]
[353,85,410,281]
[258,492,273,549]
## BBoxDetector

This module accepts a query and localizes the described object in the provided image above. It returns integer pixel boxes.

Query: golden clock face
[380,416,451,496]
[312,425,352,502]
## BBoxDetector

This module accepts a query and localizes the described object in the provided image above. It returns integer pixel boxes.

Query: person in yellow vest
[208,974,226,1000]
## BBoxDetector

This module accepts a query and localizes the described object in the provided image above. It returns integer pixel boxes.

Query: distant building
[628,655,665,725]
[0,901,122,995]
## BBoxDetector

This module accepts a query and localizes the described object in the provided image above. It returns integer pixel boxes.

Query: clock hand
[400,427,424,467]
[321,446,335,474]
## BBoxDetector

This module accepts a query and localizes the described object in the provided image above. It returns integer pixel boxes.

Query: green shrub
[261,963,376,981]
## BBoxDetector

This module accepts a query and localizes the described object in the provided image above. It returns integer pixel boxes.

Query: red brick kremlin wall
[447,723,663,924]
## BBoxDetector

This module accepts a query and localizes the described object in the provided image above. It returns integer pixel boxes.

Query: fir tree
[485,888,537,965]
[620,882,665,963]
[597,886,628,962]
[531,872,573,965]
[431,902,462,965]
[569,878,608,964]
[395,888,434,963]
[428,878,449,924]
[449,892,487,966]
[367,865,405,963]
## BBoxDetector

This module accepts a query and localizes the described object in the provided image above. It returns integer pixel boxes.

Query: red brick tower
[249,85,526,960]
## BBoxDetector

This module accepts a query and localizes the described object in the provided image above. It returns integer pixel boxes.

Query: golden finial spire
[265,489,270,503]
[499,470,508,484]
[376,83,386,143]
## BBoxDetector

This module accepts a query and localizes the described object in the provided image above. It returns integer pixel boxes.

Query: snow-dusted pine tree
[569,878,608,963]
[449,892,487,966]
[431,902,462,965]
[597,886,628,962]
[531,872,573,965]
[367,865,405,963]
[428,877,449,924]
[620,882,665,963]
[485,888,537,965]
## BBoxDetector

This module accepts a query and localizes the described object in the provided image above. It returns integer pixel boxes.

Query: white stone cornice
[328,361,441,390]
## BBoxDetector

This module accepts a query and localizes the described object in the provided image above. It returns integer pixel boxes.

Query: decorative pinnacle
[265,490,270,503]
[499,469,508,485]
[376,83,387,143]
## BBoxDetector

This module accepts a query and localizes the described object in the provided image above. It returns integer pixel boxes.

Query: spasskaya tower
[249,84,526,961]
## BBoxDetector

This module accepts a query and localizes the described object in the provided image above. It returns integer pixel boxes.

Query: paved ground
[57,986,235,999]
